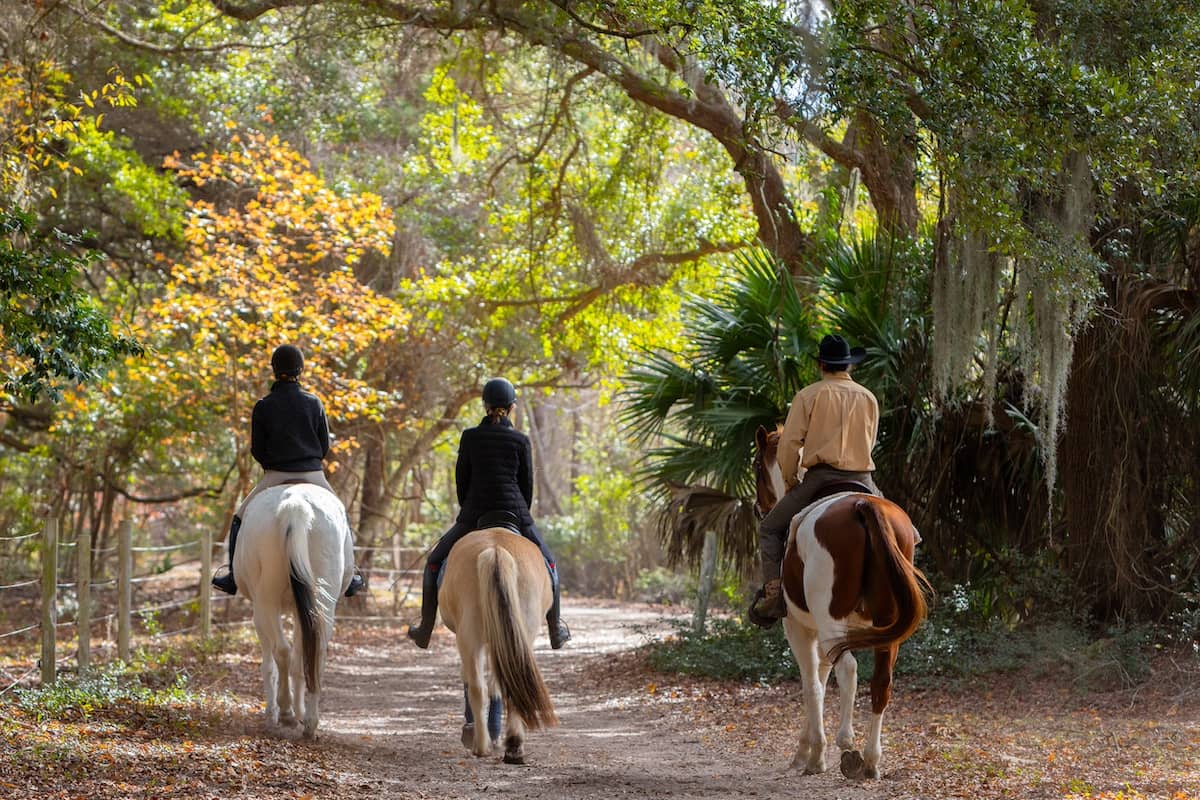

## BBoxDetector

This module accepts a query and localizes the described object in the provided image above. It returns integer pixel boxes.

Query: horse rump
[826,497,932,662]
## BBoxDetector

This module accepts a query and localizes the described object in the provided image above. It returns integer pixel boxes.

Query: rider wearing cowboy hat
[406,377,571,650]
[751,334,882,623]
[211,344,366,597]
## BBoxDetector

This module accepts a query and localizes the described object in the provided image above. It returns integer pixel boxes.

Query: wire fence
[0,521,425,694]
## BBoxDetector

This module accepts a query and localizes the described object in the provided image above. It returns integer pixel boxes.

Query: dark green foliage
[15,663,191,722]
[620,247,817,567]
[644,616,798,683]
[0,209,142,401]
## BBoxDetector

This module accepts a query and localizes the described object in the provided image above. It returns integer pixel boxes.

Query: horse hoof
[279,712,297,727]
[864,765,880,780]
[840,749,865,780]
[503,750,525,765]
[461,724,475,750]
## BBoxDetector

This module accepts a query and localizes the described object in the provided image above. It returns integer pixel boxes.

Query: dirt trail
[305,600,884,800]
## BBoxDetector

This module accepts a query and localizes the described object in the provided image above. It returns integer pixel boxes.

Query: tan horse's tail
[477,546,558,730]
[827,498,933,663]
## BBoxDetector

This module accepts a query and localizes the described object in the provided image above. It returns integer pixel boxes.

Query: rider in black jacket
[211,344,365,597]
[407,378,571,650]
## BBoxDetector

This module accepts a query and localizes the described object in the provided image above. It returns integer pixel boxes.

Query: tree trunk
[1060,285,1168,619]
[358,430,389,548]
[845,112,919,236]
[692,529,719,635]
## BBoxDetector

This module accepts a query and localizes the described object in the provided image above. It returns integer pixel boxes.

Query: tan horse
[754,426,931,780]
[439,527,558,763]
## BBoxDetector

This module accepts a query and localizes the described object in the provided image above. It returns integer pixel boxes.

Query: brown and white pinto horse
[753,426,931,780]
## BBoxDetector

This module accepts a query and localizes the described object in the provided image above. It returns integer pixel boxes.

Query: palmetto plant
[620,228,953,576]
[620,247,818,569]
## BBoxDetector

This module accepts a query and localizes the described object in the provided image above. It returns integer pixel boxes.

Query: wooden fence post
[77,526,91,672]
[199,528,212,639]
[117,518,132,662]
[40,517,58,686]
[391,532,401,615]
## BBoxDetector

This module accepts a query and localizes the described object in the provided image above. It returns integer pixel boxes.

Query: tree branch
[774,99,863,171]
[556,239,745,323]
[96,460,238,504]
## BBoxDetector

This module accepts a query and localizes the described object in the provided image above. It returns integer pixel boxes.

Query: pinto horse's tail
[477,545,557,730]
[827,498,933,663]
[279,493,325,694]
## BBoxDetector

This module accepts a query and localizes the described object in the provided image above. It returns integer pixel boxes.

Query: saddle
[808,480,874,506]
[474,510,522,534]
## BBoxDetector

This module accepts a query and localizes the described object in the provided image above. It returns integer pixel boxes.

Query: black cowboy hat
[815,334,867,366]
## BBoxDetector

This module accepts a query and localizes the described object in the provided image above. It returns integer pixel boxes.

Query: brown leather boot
[751,578,787,621]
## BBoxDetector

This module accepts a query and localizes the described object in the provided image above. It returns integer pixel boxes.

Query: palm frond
[653,483,759,568]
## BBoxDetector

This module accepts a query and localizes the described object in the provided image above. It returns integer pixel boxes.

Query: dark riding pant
[757,466,880,584]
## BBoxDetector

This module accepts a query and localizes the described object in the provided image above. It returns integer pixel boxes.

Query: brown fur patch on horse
[781,537,809,613]
[813,496,868,619]
[870,645,898,715]
[825,497,932,663]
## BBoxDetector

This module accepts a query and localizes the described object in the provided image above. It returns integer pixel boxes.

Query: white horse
[234,483,353,739]
[439,527,558,764]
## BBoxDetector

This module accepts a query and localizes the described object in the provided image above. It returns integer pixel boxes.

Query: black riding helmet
[482,377,516,409]
[271,344,304,378]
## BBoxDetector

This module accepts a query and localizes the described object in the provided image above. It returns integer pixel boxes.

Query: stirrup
[549,621,571,650]
[407,622,432,649]
[344,573,366,598]
[211,568,237,596]
[747,587,781,629]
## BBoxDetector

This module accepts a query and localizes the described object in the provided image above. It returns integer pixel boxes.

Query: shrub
[644,617,798,682]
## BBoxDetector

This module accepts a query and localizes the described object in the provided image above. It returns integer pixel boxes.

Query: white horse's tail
[477,546,557,730]
[279,493,324,694]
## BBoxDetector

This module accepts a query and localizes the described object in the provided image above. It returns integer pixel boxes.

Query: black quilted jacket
[250,381,330,472]
[454,416,535,529]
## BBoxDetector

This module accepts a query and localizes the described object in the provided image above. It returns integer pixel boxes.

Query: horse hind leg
[297,612,332,740]
[288,637,304,726]
[461,649,492,757]
[501,698,527,765]
[833,650,858,751]
[300,640,321,740]
[253,607,292,727]
[782,619,827,774]
[862,645,897,780]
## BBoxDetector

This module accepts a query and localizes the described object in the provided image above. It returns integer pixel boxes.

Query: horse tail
[280,493,322,694]
[827,498,933,663]
[477,546,558,730]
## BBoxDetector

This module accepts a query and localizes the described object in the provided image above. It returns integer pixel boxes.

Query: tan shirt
[777,373,879,487]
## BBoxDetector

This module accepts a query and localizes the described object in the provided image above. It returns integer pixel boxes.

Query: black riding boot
[211,516,242,595]
[407,566,440,649]
[546,564,570,650]
[344,569,366,598]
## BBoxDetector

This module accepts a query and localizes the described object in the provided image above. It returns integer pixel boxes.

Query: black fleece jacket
[454,416,535,530]
[250,380,330,472]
